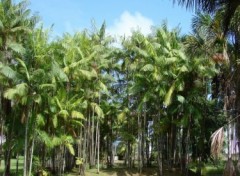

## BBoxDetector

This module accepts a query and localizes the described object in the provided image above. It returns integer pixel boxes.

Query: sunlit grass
[189,161,225,176]
[0,156,24,175]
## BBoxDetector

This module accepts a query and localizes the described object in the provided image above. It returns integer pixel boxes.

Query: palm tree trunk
[16,153,19,175]
[90,109,95,168]
[142,106,146,167]
[29,137,35,175]
[23,110,30,176]
[138,112,142,175]
[155,109,163,176]
[181,119,190,176]
[157,135,163,176]
[97,121,100,174]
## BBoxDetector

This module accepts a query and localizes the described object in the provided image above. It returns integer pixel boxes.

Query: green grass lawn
[189,161,225,176]
[0,156,24,175]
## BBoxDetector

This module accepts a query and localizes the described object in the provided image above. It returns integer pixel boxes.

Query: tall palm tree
[0,1,38,175]
[174,0,240,34]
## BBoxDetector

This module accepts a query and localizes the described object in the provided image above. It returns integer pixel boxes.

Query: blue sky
[25,0,195,37]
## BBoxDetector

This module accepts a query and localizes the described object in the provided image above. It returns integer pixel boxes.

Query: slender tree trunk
[157,135,163,176]
[52,148,56,174]
[138,112,142,175]
[181,119,190,176]
[16,153,19,175]
[97,121,100,174]
[0,115,4,167]
[156,109,163,176]
[91,109,95,168]
[23,109,30,176]
[146,119,151,167]
[170,116,177,168]
[62,146,66,174]
[127,138,131,168]
[142,106,146,167]
[29,137,35,176]
[3,99,12,176]
[82,124,87,176]
[110,116,113,167]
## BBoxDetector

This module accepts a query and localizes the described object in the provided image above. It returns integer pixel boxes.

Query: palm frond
[15,58,29,81]
[58,110,69,119]
[71,110,85,120]
[141,64,154,72]
[65,143,75,155]
[174,0,217,13]
[79,69,97,80]
[36,114,45,127]
[51,61,69,82]
[164,82,176,107]
[0,62,19,81]
[210,127,224,159]
[91,102,104,118]
[98,80,109,94]
[52,115,58,128]
[0,20,4,29]
[4,83,28,101]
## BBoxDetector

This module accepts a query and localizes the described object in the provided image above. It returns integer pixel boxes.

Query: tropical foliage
[0,0,239,176]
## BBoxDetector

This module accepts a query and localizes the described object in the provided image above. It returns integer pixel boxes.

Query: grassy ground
[189,161,224,176]
[67,167,181,176]
[66,160,181,176]
[0,157,24,175]
[0,158,224,176]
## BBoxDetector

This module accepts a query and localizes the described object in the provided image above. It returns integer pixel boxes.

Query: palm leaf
[79,69,97,80]
[58,110,69,119]
[91,102,104,118]
[52,61,69,82]
[0,63,19,81]
[16,58,29,81]
[52,115,58,128]
[8,42,25,54]
[141,64,154,72]
[164,82,176,107]
[0,20,4,29]
[177,95,185,103]
[36,114,45,127]
[4,88,17,100]
[99,80,109,94]
[66,143,75,155]
[210,127,224,159]
[4,83,28,100]
[71,110,85,120]
[36,130,52,148]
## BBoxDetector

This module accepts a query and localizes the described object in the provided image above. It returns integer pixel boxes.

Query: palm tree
[174,0,240,34]
[0,1,38,175]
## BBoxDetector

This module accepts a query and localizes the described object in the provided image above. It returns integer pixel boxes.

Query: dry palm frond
[210,127,224,159]
[211,48,229,64]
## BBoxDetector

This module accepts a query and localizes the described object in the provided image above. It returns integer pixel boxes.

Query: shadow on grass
[68,165,181,176]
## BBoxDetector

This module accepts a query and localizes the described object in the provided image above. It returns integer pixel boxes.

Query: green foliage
[0,1,232,174]
[164,82,176,107]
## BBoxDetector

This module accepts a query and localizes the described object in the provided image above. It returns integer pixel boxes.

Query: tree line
[0,0,240,176]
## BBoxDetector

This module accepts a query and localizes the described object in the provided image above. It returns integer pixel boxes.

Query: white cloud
[107,11,153,38]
